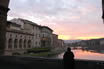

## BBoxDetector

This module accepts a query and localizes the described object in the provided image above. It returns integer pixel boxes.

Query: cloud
[8,0,104,40]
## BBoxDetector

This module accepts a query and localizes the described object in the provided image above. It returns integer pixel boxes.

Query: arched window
[19,39,22,48]
[24,40,26,48]
[28,40,31,48]
[8,39,12,49]
[14,39,18,48]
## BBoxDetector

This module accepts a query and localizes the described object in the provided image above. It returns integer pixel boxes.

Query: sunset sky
[8,0,104,40]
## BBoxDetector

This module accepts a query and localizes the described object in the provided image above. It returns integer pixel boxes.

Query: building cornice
[41,26,53,32]
[6,29,34,36]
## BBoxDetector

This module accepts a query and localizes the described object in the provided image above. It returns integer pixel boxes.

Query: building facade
[52,34,58,49]
[5,21,34,55]
[41,26,53,48]
[33,24,41,48]
[10,18,42,48]
[5,18,65,55]
[57,39,64,48]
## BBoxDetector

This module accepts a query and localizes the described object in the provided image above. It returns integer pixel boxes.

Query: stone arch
[8,39,12,49]
[24,39,26,48]
[14,39,18,48]
[19,39,22,48]
[28,40,31,48]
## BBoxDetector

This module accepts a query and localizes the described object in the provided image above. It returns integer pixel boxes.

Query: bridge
[0,56,104,69]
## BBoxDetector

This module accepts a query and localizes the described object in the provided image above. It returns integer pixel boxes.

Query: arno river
[57,49,104,61]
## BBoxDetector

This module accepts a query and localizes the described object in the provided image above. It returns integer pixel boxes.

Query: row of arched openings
[8,39,32,49]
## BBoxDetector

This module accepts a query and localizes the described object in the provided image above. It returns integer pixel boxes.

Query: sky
[8,0,104,40]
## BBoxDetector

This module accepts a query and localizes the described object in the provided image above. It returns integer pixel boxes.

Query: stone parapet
[0,56,104,69]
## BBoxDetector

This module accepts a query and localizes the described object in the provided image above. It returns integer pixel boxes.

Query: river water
[57,49,104,61]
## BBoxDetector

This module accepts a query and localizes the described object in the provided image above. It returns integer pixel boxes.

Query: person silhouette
[63,47,75,69]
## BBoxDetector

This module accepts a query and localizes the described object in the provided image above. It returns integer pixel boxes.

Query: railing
[0,56,104,69]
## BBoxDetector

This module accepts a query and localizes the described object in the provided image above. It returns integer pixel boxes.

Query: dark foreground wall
[0,0,9,55]
[0,56,104,69]
[0,56,64,69]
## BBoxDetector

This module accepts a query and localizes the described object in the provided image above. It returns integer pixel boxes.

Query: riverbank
[25,49,64,57]
[17,48,65,57]
[24,51,63,57]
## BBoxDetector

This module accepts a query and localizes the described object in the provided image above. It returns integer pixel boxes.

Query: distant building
[80,42,86,46]
[100,40,104,45]
[10,18,42,48]
[18,19,41,47]
[41,26,53,48]
[57,39,64,48]
[33,24,41,48]
[5,21,34,55]
[52,34,58,49]
[5,18,65,55]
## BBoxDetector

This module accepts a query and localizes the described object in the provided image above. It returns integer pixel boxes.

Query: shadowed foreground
[0,56,104,69]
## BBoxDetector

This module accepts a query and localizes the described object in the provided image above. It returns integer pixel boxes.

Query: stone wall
[5,30,33,55]
[0,56,104,69]
[0,0,9,55]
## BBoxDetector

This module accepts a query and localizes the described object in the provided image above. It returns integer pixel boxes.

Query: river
[57,49,104,61]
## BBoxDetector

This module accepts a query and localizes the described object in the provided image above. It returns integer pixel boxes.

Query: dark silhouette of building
[102,0,104,20]
[0,0,10,55]
[63,47,75,69]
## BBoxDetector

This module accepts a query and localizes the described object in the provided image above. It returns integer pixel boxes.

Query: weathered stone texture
[0,16,6,54]
[0,0,9,7]
[0,0,9,55]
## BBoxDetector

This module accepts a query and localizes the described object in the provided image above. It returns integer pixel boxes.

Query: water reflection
[58,49,104,61]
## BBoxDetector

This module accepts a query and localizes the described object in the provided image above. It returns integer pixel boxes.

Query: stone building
[10,18,24,29]
[5,18,65,55]
[18,19,41,47]
[52,34,58,49]
[7,21,21,30]
[5,21,34,55]
[10,18,42,48]
[57,39,64,48]
[0,0,10,55]
[52,34,65,51]
[20,19,41,48]
[32,23,41,48]
[7,19,54,49]
[41,26,53,48]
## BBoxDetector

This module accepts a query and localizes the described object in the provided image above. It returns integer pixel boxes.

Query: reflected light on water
[58,49,104,61]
